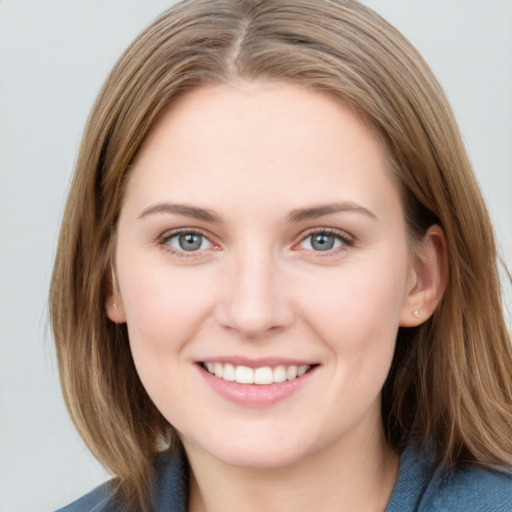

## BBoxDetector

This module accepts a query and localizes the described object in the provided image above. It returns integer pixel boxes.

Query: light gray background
[1,1,511,511]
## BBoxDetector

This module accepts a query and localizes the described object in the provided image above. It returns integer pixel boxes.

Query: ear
[105,266,127,323]
[399,225,448,327]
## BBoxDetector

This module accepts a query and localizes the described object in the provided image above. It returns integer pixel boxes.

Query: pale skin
[107,82,447,512]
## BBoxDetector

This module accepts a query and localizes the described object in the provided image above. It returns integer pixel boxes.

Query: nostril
[215,295,295,339]
[213,257,295,337]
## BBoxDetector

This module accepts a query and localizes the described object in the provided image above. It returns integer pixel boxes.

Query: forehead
[137,81,385,165]
[125,82,401,223]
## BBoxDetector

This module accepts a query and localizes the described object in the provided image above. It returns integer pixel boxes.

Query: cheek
[118,259,217,355]
[301,253,409,359]
[118,263,218,417]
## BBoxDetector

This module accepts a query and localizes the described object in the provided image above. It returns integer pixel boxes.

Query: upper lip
[198,356,318,368]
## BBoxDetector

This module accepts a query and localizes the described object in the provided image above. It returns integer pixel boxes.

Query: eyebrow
[287,202,377,223]
[138,201,376,224]
[138,203,222,223]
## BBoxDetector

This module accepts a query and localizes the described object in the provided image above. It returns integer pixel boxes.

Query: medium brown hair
[50,0,512,509]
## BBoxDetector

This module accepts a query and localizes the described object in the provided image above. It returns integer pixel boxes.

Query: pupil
[179,233,202,251]
[312,234,334,251]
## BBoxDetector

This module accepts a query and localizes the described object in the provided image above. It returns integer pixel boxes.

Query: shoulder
[54,482,121,512]
[420,463,512,511]
[54,450,188,512]
[387,445,512,511]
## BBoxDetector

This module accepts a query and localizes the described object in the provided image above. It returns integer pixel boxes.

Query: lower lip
[197,365,316,407]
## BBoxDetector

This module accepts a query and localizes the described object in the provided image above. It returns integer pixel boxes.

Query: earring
[412,309,420,319]
[113,302,118,310]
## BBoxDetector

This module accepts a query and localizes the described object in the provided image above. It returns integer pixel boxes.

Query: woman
[50,0,512,510]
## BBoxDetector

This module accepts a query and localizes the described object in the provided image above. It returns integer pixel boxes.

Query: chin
[182,431,313,471]
[217,448,307,470]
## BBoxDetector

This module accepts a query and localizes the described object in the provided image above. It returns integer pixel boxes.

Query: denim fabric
[57,445,512,511]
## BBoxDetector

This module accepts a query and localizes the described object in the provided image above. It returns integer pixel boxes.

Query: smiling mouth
[201,362,315,385]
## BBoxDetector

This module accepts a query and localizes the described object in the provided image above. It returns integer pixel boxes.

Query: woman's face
[109,83,419,469]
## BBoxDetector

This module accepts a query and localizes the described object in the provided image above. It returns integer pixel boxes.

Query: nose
[215,246,295,339]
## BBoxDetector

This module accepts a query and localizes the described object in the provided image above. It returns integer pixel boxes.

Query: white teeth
[204,362,312,384]
[286,365,298,380]
[214,362,223,378]
[254,366,273,385]
[223,363,236,381]
[273,365,287,383]
[235,365,254,384]
[297,364,309,377]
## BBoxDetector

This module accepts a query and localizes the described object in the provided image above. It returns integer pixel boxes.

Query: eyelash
[298,228,354,254]
[159,228,216,258]
[158,227,354,258]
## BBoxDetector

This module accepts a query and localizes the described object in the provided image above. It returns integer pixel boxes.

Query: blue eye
[166,232,212,252]
[299,231,348,252]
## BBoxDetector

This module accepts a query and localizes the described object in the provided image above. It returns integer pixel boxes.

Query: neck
[184,414,399,512]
